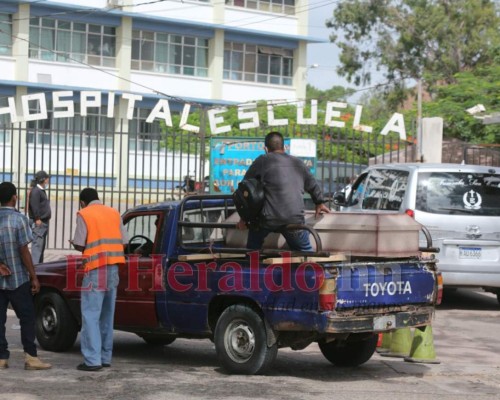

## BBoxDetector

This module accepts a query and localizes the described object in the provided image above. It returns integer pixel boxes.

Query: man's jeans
[31,221,49,264]
[247,227,313,252]
[0,281,37,359]
[80,265,119,367]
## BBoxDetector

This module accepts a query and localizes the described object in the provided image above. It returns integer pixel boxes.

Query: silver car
[334,163,500,303]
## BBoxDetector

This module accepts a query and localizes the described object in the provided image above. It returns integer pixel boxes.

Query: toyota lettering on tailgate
[363,281,412,297]
[335,262,435,309]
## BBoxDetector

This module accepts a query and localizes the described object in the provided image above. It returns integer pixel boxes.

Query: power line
[222,0,337,28]
[0,26,199,108]
[8,0,337,32]
[0,1,367,113]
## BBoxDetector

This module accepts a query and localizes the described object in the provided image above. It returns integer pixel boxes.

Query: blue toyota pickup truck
[34,194,441,374]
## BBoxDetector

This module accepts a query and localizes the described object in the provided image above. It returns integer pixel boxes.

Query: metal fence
[1,122,420,250]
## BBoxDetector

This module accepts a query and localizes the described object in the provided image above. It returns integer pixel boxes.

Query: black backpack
[232,178,265,227]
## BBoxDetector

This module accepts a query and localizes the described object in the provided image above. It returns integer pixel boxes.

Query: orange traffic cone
[404,325,440,364]
[376,332,392,354]
[380,327,412,358]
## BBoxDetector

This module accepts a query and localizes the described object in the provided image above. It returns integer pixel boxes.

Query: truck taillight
[319,278,336,311]
[405,209,415,218]
[436,272,443,305]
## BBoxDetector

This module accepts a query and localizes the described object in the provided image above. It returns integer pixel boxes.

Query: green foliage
[422,65,500,143]
[160,86,414,164]
[328,0,500,105]
[306,84,356,106]
[160,109,203,154]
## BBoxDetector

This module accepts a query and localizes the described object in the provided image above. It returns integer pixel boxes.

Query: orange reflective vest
[79,204,125,272]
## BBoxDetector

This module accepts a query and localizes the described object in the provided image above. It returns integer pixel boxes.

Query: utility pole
[416,79,423,162]
[198,108,207,193]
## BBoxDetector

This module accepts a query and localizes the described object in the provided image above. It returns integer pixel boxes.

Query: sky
[305,0,347,90]
[305,0,385,101]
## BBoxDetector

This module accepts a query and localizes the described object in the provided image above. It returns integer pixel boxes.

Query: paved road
[1,288,500,400]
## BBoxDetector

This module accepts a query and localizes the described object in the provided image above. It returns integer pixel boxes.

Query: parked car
[334,163,500,303]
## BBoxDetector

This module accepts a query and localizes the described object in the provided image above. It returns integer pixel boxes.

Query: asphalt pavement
[1,287,500,400]
[5,253,500,398]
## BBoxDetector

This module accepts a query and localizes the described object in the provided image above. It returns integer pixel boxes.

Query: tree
[327,0,500,105]
[306,84,356,106]
[422,64,500,143]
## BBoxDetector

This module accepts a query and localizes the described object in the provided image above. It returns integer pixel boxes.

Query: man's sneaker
[24,353,52,370]
[0,359,8,369]
[77,363,102,372]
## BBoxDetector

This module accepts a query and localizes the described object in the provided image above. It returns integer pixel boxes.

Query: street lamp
[303,63,319,78]
[465,104,500,125]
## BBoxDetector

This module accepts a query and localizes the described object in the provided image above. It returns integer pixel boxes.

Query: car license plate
[459,246,482,259]
[373,315,396,331]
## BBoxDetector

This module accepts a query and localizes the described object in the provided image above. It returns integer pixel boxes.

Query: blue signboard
[209,137,317,194]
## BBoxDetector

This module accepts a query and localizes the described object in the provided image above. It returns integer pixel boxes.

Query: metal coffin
[304,212,421,257]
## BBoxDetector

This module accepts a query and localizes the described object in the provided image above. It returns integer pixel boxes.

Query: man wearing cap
[70,188,127,372]
[28,171,51,264]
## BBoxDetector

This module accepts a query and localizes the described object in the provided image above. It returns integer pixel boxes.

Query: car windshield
[416,172,500,216]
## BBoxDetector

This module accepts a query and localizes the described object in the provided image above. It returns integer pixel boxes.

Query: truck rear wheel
[35,292,78,352]
[318,334,378,367]
[214,304,277,375]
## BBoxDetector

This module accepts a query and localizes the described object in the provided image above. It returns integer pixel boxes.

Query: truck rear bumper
[324,307,434,333]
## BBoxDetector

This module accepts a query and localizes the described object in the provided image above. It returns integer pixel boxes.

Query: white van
[334,163,500,303]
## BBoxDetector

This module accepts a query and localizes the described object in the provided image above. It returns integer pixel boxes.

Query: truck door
[114,211,165,328]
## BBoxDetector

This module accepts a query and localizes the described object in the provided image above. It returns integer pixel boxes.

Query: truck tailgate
[335,261,437,310]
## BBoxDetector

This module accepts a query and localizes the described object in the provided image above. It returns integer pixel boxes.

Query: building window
[129,109,162,152]
[132,30,209,77]
[0,14,12,56]
[26,102,114,149]
[29,18,116,67]
[223,42,293,86]
[225,0,295,15]
[0,104,11,139]
[0,97,12,128]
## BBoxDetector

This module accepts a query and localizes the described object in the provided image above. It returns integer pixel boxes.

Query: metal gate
[0,122,416,250]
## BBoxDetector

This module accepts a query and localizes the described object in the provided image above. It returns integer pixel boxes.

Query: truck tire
[214,304,277,375]
[318,334,378,367]
[35,292,79,352]
[139,334,176,346]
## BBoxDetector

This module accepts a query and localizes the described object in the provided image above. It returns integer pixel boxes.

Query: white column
[210,0,225,100]
[294,41,308,100]
[12,4,30,81]
[115,16,132,189]
[210,29,225,101]
[295,0,309,100]
[295,0,309,36]
[11,5,30,190]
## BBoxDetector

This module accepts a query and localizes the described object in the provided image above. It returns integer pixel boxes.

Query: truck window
[125,213,161,256]
[182,207,235,244]
[361,169,409,211]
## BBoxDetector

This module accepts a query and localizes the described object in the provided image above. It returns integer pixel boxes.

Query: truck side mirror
[333,192,346,206]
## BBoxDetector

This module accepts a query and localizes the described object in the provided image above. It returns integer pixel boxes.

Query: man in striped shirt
[0,182,51,370]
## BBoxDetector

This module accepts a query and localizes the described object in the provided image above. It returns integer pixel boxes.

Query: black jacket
[29,186,51,222]
[244,152,324,230]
